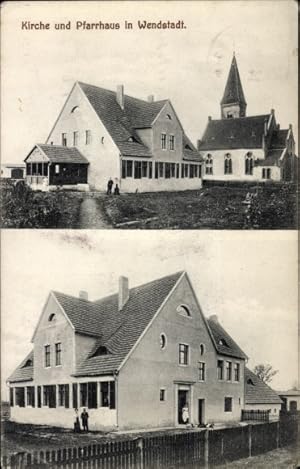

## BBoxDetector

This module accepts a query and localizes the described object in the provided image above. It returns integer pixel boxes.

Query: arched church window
[245,152,254,175]
[224,153,232,174]
[205,154,213,175]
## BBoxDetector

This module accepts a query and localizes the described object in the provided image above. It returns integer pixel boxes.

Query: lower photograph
[1,230,298,468]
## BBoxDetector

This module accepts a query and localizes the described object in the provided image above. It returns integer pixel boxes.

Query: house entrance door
[178,390,189,424]
[198,399,205,425]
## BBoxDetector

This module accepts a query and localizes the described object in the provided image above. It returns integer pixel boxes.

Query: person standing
[74,408,80,433]
[80,408,89,432]
[107,178,113,195]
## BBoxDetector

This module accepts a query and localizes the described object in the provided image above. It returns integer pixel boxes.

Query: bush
[0,181,62,228]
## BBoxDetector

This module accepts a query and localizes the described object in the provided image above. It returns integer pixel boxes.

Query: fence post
[137,437,144,469]
[248,424,252,457]
[204,429,209,469]
[276,420,280,449]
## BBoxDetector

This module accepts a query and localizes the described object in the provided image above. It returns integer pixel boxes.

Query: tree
[253,364,278,384]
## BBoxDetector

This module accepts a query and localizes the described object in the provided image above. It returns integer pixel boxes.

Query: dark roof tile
[36,144,89,164]
[245,368,282,405]
[221,56,246,106]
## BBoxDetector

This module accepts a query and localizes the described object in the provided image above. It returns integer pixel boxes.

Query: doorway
[198,399,205,425]
[178,390,189,424]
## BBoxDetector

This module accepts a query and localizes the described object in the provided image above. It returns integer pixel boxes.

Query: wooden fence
[241,409,270,422]
[1,417,298,469]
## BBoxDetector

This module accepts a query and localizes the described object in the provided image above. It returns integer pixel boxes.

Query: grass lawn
[102,184,297,229]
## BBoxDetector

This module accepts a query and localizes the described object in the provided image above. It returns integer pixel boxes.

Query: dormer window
[48,313,56,322]
[128,137,134,142]
[176,304,191,317]
[185,144,192,151]
[93,345,109,357]
[218,338,228,347]
[247,378,255,386]
[22,358,33,368]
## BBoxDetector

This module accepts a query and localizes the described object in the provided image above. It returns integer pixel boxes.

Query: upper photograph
[1,0,298,229]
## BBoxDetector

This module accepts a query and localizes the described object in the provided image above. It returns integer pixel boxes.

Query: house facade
[8,271,249,431]
[24,83,202,192]
[198,55,297,182]
[1,163,25,180]
[278,389,300,412]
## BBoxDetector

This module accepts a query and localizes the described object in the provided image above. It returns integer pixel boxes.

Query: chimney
[147,95,154,103]
[79,290,88,301]
[118,276,129,311]
[197,139,202,150]
[208,116,212,121]
[289,124,292,130]
[116,85,124,110]
[209,314,219,323]
[271,108,275,116]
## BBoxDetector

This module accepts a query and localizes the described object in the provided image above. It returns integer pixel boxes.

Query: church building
[198,55,297,182]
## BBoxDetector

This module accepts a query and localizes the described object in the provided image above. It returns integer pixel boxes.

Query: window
[55,342,62,366]
[161,133,167,150]
[85,130,91,145]
[205,154,213,175]
[43,385,56,408]
[71,106,79,113]
[217,360,224,380]
[184,164,189,178]
[176,305,191,317]
[55,164,60,174]
[15,387,25,407]
[176,164,180,178]
[190,165,195,178]
[26,163,32,175]
[160,389,166,401]
[199,362,206,381]
[88,382,97,409]
[179,344,189,365]
[171,163,176,178]
[218,338,228,347]
[247,378,254,386]
[224,397,232,412]
[72,383,78,409]
[169,135,175,150]
[58,384,69,408]
[224,154,232,174]
[149,162,152,179]
[23,358,33,368]
[100,381,115,409]
[10,388,14,407]
[62,133,67,146]
[155,162,159,179]
[160,333,167,349]
[262,168,271,179]
[227,112,233,118]
[199,344,205,356]
[159,162,164,178]
[27,387,35,407]
[166,114,172,120]
[48,313,55,322]
[234,363,240,382]
[80,383,88,407]
[44,345,50,367]
[142,161,148,178]
[165,163,171,179]
[73,131,79,146]
[37,386,42,408]
[226,361,232,381]
[134,161,142,179]
[245,152,254,175]
[121,160,133,178]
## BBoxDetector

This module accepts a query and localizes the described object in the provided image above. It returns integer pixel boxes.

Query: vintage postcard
[0,0,298,229]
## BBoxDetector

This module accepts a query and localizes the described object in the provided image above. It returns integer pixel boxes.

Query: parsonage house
[198,54,297,182]
[8,271,281,431]
[24,83,202,192]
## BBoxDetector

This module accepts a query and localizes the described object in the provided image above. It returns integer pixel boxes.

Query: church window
[262,168,271,179]
[227,112,233,119]
[205,154,213,175]
[245,152,254,175]
[224,153,232,174]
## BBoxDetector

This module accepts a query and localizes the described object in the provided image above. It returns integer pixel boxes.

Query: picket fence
[1,417,298,469]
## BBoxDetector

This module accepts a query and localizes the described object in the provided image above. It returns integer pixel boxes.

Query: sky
[1,0,298,164]
[1,230,298,398]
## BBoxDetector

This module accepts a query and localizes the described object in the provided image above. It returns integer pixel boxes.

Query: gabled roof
[221,55,246,106]
[78,82,201,161]
[269,129,289,149]
[245,368,282,405]
[78,82,165,158]
[198,114,270,151]
[25,144,89,164]
[8,351,34,383]
[183,135,203,161]
[207,318,247,360]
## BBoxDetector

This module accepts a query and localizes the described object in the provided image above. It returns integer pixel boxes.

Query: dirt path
[78,195,112,229]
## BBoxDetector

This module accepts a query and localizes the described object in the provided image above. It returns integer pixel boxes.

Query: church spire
[221,54,247,119]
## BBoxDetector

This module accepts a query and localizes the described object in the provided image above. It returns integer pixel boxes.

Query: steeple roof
[221,54,246,106]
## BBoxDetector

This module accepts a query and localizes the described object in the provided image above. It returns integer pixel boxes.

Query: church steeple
[221,54,247,119]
